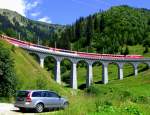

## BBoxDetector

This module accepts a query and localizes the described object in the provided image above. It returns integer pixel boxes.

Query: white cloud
[31,12,40,17]
[26,1,40,10]
[38,16,52,23]
[0,0,26,16]
[0,0,40,17]
[0,0,51,24]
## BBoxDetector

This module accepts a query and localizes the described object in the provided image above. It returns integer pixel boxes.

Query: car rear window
[17,91,29,97]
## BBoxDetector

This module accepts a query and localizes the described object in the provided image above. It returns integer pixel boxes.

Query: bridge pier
[39,54,45,68]
[133,63,139,76]
[134,66,138,76]
[118,63,124,80]
[40,58,44,68]
[55,58,61,84]
[86,62,93,87]
[71,61,77,89]
[102,62,108,84]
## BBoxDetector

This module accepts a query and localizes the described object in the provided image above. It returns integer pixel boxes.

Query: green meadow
[1,40,150,115]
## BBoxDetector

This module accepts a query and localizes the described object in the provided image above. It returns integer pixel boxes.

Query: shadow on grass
[78,84,86,90]
[138,67,149,73]
[95,80,103,84]
[64,84,71,88]
[78,80,104,90]
[62,75,71,88]
[124,73,134,78]
[124,67,149,78]
[62,77,70,84]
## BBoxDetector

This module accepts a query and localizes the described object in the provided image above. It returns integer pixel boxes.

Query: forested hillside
[57,5,150,54]
[1,6,150,54]
[0,8,65,47]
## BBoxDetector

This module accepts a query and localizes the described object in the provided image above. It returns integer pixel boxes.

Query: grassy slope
[0,39,70,97]
[53,45,150,115]
[11,43,150,115]
[54,71,150,115]
[1,39,150,114]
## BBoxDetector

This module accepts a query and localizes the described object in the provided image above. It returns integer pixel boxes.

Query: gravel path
[0,103,35,115]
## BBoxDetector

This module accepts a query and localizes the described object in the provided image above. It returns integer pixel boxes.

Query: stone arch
[60,57,72,87]
[29,52,40,64]
[123,62,134,78]
[77,59,88,68]
[108,62,119,81]
[77,59,88,89]
[92,61,103,84]
[145,62,150,68]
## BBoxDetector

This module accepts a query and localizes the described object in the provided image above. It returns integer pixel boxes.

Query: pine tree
[94,16,100,32]
[143,45,149,53]
[99,14,105,32]
[120,47,124,55]
[75,17,84,40]
[124,46,129,55]
[86,15,94,46]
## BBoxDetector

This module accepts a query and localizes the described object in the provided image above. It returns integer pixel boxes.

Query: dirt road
[0,103,35,115]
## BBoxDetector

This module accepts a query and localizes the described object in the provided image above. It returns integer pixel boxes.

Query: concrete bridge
[1,35,150,89]
[21,45,150,89]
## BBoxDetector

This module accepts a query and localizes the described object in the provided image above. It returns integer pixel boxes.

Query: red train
[0,34,144,59]
[77,52,143,59]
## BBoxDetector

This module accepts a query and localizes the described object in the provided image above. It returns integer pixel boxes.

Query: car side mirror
[58,95,61,98]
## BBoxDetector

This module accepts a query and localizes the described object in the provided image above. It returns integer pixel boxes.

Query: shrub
[11,45,16,53]
[86,85,101,95]
[0,42,17,97]
[61,66,67,74]
[36,77,47,89]
[131,96,149,104]
[124,105,142,115]
[95,100,116,113]
[120,91,132,101]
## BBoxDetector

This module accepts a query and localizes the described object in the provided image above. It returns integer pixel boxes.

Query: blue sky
[0,0,150,25]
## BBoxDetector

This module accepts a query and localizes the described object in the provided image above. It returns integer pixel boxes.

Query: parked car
[14,90,69,112]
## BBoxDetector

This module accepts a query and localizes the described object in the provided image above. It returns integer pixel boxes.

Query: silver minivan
[14,90,69,112]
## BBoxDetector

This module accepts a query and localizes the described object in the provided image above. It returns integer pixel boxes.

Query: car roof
[17,90,55,92]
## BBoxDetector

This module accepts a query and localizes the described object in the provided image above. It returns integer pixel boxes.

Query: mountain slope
[1,6,150,54]
[0,9,65,46]
[57,5,150,53]
[0,39,69,96]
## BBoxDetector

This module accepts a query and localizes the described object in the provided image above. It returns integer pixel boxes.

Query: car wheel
[35,103,44,113]
[63,102,69,109]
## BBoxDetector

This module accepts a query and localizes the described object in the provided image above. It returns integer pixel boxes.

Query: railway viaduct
[21,45,150,89]
[1,35,150,89]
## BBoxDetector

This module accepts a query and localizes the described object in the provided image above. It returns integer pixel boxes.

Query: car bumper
[14,102,35,109]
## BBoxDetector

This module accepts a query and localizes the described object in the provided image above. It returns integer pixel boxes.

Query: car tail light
[26,92,32,102]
